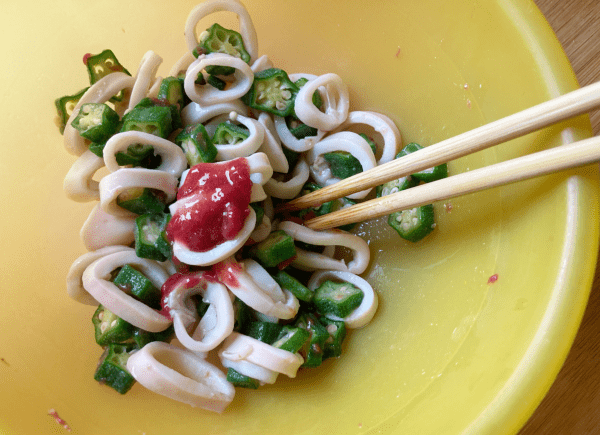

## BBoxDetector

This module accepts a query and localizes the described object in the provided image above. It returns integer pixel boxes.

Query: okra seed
[98,311,104,321]
[326,324,338,334]
[100,322,108,333]
[110,320,117,328]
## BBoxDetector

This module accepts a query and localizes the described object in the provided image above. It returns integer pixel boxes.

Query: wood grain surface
[520,1,600,434]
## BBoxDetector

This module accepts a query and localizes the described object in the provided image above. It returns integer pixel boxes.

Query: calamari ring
[181,99,247,126]
[273,115,326,153]
[80,204,136,251]
[307,270,378,329]
[99,168,178,218]
[220,357,278,385]
[277,221,370,275]
[184,0,259,63]
[256,112,288,173]
[184,54,253,106]
[332,111,401,165]
[249,214,271,244]
[82,250,171,332]
[250,55,273,73]
[219,332,304,378]
[63,150,104,202]
[64,72,135,156]
[127,51,163,112]
[263,156,310,200]
[214,111,265,160]
[164,273,234,352]
[294,73,349,131]
[169,51,196,77]
[66,245,134,306]
[127,342,234,412]
[103,131,187,177]
[307,131,377,199]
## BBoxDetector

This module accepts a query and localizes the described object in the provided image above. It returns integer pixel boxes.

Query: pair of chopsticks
[280,82,600,230]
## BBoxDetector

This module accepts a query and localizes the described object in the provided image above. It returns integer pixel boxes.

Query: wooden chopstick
[279,81,600,214]
[303,135,600,230]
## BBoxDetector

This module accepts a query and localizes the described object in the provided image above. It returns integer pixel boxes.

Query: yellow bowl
[1,0,598,433]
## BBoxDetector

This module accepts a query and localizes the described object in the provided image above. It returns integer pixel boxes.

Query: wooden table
[520,1,600,434]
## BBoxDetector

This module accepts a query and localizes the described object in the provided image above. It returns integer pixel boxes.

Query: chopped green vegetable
[132,325,174,349]
[113,264,161,309]
[396,142,448,182]
[120,105,173,139]
[245,321,282,344]
[117,188,166,216]
[248,230,297,268]
[226,367,260,389]
[196,23,251,75]
[271,270,313,302]
[242,68,299,117]
[84,49,130,102]
[92,305,135,346]
[320,318,347,359]
[212,122,249,146]
[376,175,418,198]
[157,76,185,108]
[322,151,363,179]
[175,124,218,166]
[271,326,310,354]
[207,74,227,90]
[70,103,120,143]
[94,344,136,394]
[295,313,329,368]
[313,280,364,318]
[388,204,435,242]
[54,87,89,134]
[134,213,171,261]
[233,297,251,333]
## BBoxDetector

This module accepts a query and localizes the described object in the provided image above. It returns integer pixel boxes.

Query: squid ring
[184,54,254,106]
[181,99,248,126]
[214,111,265,160]
[307,270,378,329]
[184,0,259,63]
[99,168,178,218]
[127,51,163,111]
[273,115,325,153]
[80,204,136,252]
[277,221,370,275]
[127,342,235,412]
[256,112,288,173]
[294,73,349,131]
[220,357,278,385]
[263,156,310,200]
[82,250,172,332]
[103,131,187,177]
[63,150,104,202]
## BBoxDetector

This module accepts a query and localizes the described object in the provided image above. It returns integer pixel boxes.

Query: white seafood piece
[256,112,288,173]
[127,342,234,412]
[181,99,247,126]
[103,131,188,177]
[332,111,401,165]
[127,51,163,112]
[218,258,299,320]
[263,195,274,222]
[214,111,264,160]
[184,54,253,106]
[170,207,256,266]
[64,72,135,156]
[250,54,273,73]
[80,204,136,251]
[185,0,259,63]
[220,357,278,385]
[219,332,304,378]
[294,73,349,131]
[99,168,178,218]
[169,51,196,77]
[82,250,171,332]
[164,273,234,352]
[66,245,134,306]
[249,214,271,243]
[273,115,326,153]
[307,131,377,199]
[264,156,310,200]
[63,150,104,202]
[147,76,163,99]
[277,221,370,275]
[307,270,378,329]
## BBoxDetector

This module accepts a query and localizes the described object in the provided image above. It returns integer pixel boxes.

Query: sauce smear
[166,158,252,252]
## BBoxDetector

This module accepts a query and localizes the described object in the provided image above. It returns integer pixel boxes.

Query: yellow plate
[1,0,598,433]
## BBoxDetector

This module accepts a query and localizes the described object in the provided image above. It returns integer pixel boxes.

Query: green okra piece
[271,325,310,354]
[313,280,364,318]
[120,104,173,139]
[84,49,131,102]
[212,122,249,146]
[54,87,89,134]
[117,187,167,216]
[134,213,172,261]
[248,230,297,268]
[388,204,436,243]
[396,142,448,182]
[242,68,299,117]
[175,123,218,166]
[295,312,329,368]
[226,367,260,389]
[271,270,313,302]
[320,317,347,359]
[92,305,135,346]
[112,264,161,309]
[195,23,251,76]
[71,103,120,143]
[94,344,136,394]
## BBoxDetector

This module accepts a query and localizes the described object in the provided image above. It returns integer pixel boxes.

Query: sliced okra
[207,74,227,91]
[313,280,364,318]
[71,103,120,143]
[157,76,185,108]
[226,367,260,389]
[196,23,251,76]
[396,142,448,182]
[116,187,166,216]
[132,325,175,349]
[388,204,435,242]
[248,230,297,268]
[112,264,161,309]
[54,87,89,134]
[94,344,136,394]
[320,318,347,359]
[120,105,173,139]
[245,321,282,344]
[92,305,135,346]
[242,68,299,117]
[134,212,171,261]
[174,123,217,166]
[212,122,249,146]
[271,270,313,302]
[271,326,310,354]
[322,151,363,179]
[295,313,329,368]
[84,49,131,102]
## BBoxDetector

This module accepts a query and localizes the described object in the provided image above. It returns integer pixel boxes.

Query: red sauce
[205,258,242,288]
[83,53,92,65]
[159,272,202,319]
[166,158,252,252]
[487,273,499,284]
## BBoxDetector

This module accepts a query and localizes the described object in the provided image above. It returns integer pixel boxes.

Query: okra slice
[242,68,300,117]
[295,313,329,368]
[54,87,89,134]
[84,49,131,102]
[294,77,323,109]
[248,230,297,268]
[282,144,300,169]
[287,119,318,140]
[113,264,161,309]
[132,325,175,349]
[330,196,357,232]
[71,103,120,143]
[207,74,226,91]
[271,270,313,302]
[133,96,183,131]
[226,367,260,389]
[314,280,364,318]
[120,105,173,139]
[271,326,310,354]
[88,141,106,158]
[322,151,363,179]
[94,344,136,394]
[245,321,282,344]
[295,182,334,220]
[388,204,435,242]
[197,23,251,76]
[134,213,171,261]
[250,203,265,229]
[157,76,185,108]
[376,175,419,198]
[92,305,135,346]
[115,143,158,168]
[396,142,448,182]
[359,133,378,155]
[175,124,217,166]
[320,318,347,359]
[212,122,250,146]
[116,188,166,215]
[233,297,251,333]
